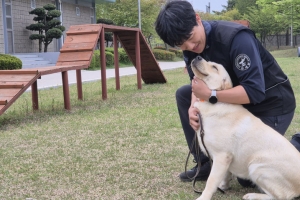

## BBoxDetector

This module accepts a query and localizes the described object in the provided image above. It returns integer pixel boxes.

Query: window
[76,7,80,16]
[90,7,94,23]
[31,0,36,9]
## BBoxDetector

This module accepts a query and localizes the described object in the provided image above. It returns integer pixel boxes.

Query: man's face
[178,15,206,54]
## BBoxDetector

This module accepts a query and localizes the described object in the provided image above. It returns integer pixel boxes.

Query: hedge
[0,54,22,70]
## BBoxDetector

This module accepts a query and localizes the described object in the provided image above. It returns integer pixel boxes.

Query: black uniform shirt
[183,21,295,116]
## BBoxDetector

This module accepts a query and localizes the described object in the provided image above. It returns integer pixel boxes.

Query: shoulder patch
[235,54,251,71]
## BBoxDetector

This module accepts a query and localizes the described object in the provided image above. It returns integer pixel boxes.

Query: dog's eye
[212,65,218,71]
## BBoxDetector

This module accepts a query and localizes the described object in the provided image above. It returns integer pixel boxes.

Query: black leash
[185,113,225,194]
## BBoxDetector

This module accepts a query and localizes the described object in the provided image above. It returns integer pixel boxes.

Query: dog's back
[195,100,300,199]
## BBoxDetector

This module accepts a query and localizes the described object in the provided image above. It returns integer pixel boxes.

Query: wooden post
[113,33,120,90]
[62,71,71,110]
[31,80,39,110]
[135,31,142,89]
[100,27,107,100]
[76,69,83,100]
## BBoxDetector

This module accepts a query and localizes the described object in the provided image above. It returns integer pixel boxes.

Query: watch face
[209,96,218,104]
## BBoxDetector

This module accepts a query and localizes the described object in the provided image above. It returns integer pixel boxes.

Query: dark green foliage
[103,47,132,64]
[97,18,114,47]
[46,28,63,39]
[153,46,183,59]
[152,49,175,61]
[169,48,183,58]
[0,54,22,70]
[43,3,56,11]
[26,23,45,31]
[118,48,131,63]
[56,25,65,32]
[29,8,46,16]
[89,50,114,70]
[29,34,45,40]
[46,19,61,28]
[26,3,65,52]
[97,18,114,25]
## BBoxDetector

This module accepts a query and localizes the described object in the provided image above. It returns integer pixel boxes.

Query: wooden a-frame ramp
[0,24,167,116]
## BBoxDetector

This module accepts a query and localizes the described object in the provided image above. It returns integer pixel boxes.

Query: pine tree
[26,3,65,52]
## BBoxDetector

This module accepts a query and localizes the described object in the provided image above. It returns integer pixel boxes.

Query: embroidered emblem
[235,54,251,71]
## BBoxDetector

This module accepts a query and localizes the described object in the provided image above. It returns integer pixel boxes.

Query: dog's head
[191,56,233,90]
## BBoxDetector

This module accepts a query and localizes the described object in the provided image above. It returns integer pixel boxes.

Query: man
[155,0,298,187]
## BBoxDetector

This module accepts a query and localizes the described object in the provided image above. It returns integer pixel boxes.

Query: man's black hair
[155,0,198,47]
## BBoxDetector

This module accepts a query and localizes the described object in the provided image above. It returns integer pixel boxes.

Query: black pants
[176,84,297,163]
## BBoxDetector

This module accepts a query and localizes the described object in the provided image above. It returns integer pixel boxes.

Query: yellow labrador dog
[191,56,300,200]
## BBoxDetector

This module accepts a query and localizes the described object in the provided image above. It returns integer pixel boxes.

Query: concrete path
[27,61,185,90]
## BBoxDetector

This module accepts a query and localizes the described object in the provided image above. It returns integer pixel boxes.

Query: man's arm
[192,77,250,104]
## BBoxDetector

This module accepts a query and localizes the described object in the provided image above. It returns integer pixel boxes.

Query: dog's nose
[196,56,203,61]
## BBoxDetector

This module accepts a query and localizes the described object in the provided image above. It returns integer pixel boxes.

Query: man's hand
[188,105,200,131]
[192,77,210,101]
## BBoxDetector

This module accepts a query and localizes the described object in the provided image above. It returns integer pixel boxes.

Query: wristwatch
[209,90,218,104]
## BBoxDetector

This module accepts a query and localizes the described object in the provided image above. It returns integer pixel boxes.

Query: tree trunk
[276,34,279,49]
[44,44,48,52]
[39,39,43,53]
[286,29,289,46]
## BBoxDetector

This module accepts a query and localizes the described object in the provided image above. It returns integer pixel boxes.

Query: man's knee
[176,85,191,103]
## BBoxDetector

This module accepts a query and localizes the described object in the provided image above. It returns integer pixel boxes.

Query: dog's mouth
[191,62,208,77]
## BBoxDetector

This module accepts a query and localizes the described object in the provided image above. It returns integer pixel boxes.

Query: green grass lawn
[0,49,299,199]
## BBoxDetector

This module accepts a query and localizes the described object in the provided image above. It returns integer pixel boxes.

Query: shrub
[152,49,175,61]
[168,48,183,58]
[89,50,114,70]
[0,54,22,70]
[154,46,166,50]
[94,47,132,65]
[118,48,131,64]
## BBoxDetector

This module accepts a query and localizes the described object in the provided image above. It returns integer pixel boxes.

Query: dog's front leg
[196,153,233,200]
[218,171,232,191]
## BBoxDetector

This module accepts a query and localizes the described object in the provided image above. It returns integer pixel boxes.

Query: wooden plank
[67,24,102,35]
[0,83,24,89]
[64,34,99,44]
[60,42,96,52]
[0,81,28,85]
[57,51,92,62]
[0,74,38,82]
[56,61,89,66]
[0,89,20,97]
[0,70,39,75]
[0,100,8,105]
[102,24,139,32]
[0,96,13,101]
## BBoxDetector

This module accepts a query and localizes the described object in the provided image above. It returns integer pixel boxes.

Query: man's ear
[195,14,202,25]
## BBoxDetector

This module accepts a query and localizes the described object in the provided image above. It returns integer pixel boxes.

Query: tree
[256,0,300,47]
[26,3,65,52]
[96,0,162,46]
[235,0,257,15]
[97,18,114,47]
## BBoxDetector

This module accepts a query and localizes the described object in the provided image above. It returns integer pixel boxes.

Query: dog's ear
[221,78,233,90]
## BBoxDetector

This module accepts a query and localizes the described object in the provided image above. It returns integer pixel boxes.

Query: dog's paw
[218,183,230,191]
[243,193,272,200]
[218,174,233,190]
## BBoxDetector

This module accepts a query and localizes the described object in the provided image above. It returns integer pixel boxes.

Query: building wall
[10,0,93,53]
[59,2,93,51]
[61,2,93,36]
[0,0,5,54]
